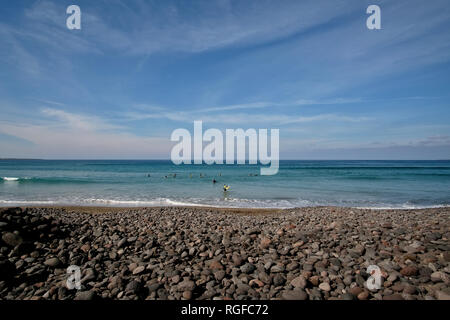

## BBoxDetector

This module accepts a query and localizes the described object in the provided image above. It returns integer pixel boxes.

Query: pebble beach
[0,206,449,300]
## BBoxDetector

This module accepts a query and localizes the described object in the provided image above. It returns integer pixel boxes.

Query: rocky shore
[0,206,449,300]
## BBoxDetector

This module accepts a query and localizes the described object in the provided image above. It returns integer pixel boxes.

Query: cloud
[0,108,171,159]
[5,0,355,58]
[407,135,450,147]
[40,108,122,131]
[121,108,371,125]
[120,98,371,124]
[0,108,447,159]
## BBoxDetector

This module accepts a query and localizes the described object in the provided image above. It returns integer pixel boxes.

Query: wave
[0,177,96,184]
[2,177,20,181]
[80,198,209,207]
[1,197,447,210]
[1,177,35,182]
[0,198,209,208]
[0,200,57,205]
[285,166,450,170]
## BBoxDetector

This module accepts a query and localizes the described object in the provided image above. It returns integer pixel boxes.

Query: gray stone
[44,257,61,267]
[74,291,96,300]
[281,289,308,300]
[2,232,22,247]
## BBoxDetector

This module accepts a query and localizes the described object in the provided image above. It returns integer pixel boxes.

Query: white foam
[0,200,56,205]
[356,204,450,210]
[77,198,209,207]
[2,177,19,181]
[0,197,448,209]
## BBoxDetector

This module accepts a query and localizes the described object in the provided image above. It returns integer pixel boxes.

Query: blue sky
[0,0,449,159]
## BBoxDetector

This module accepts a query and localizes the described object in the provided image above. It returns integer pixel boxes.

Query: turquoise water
[0,160,449,208]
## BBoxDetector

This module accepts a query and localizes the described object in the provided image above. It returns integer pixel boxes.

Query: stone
[249,279,264,288]
[240,263,255,274]
[400,266,418,277]
[147,282,161,293]
[270,264,285,273]
[319,282,331,291]
[291,276,307,289]
[430,271,444,282]
[281,289,308,300]
[403,285,416,294]
[309,275,319,286]
[2,232,22,247]
[214,270,226,282]
[246,228,260,235]
[125,280,141,293]
[443,252,450,262]
[178,279,196,292]
[273,274,285,286]
[117,238,127,248]
[259,237,271,249]
[357,291,369,300]
[232,255,243,267]
[133,266,145,275]
[107,276,123,290]
[286,261,299,272]
[208,260,224,270]
[74,291,95,300]
[182,291,192,300]
[44,257,61,268]
[383,293,404,300]
[435,290,450,300]
[341,293,356,300]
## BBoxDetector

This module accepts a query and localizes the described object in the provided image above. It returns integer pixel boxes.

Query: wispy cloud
[120,97,370,124]
[0,108,170,159]
[121,109,371,125]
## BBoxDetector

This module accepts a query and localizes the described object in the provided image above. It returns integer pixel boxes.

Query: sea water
[0,160,449,208]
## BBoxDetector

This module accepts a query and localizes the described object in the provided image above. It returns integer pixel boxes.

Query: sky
[0,0,449,160]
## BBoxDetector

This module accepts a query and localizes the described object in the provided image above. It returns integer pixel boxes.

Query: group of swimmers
[146,172,231,192]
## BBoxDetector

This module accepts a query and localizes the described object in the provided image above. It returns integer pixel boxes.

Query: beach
[1,205,449,300]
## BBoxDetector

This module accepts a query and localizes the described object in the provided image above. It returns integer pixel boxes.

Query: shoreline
[1,206,449,300]
[1,204,449,213]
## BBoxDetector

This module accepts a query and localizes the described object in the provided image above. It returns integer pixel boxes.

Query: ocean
[0,160,449,209]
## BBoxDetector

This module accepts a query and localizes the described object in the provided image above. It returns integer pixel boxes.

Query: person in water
[223,184,230,191]
[212,179,217,184]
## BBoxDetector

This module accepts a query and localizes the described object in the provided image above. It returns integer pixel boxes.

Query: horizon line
[1,158,449,161]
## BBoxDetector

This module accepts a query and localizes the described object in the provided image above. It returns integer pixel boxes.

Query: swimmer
[212,179,217,184]
[223,184,230,192]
